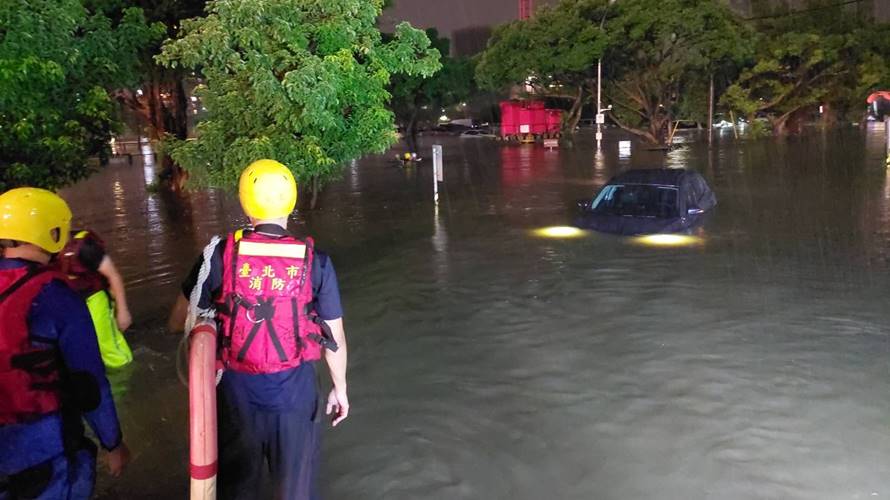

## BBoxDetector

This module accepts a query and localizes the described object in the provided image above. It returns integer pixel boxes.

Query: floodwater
[64,127,890,500]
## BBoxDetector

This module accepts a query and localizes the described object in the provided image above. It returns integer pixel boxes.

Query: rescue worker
[55,230,134,369]
[168,159,349,500]
[0,188,130,499]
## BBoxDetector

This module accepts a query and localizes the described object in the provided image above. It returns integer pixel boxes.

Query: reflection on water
[63,129,890,499]
[141,137,155,186]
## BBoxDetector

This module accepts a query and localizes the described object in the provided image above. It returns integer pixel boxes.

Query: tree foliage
[476,0,745,143]
[721,32,851,133]
[476,0,608,136]
[0,0,162,191]
[389,29,476,152]
[112,0,207,138]
[603,0,749,143]
[722,2,890,134]
[111,0,208,190]
[157,0,440,207]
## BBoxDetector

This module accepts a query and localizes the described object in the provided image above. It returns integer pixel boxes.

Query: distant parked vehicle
[574,168,716,235]
[460,129,497,138]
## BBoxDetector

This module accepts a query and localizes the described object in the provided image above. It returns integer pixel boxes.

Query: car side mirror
[687,207,704,215]
[577,199,592,211]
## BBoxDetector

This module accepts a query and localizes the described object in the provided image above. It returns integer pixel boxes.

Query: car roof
[608,168,697,187]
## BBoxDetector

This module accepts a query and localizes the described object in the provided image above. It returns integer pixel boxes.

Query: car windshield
[590,184,680,218]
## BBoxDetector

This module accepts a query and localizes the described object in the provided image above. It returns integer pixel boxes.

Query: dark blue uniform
[182,225,342,500]
[0,258,122,500]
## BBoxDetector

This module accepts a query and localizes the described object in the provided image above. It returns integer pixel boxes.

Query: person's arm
[167,294,189,334]
[169,240,224,334]
[312,252,349,426]
[34,281,130,475]
[97,256,131,331]
[324,318,349,426]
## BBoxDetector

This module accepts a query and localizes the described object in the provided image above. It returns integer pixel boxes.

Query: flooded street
[66,127,890,499]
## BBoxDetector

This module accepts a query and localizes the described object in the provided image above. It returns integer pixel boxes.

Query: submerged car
[574,168,716,235]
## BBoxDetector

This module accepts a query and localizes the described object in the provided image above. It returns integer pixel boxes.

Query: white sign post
[432,145,443,205]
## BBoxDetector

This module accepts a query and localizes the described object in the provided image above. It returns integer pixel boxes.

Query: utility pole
[519,0,532,20]
[596,60,603,150]
[595,0,615,151]
[708,73,714,147]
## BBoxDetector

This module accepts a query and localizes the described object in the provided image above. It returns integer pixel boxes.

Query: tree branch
[607,109,658,144]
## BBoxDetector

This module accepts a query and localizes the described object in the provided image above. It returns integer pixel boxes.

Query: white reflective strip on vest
[238,241,306,259]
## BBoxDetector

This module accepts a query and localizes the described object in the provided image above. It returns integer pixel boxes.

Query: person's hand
[116,307,132,332]
[326,386,349,427]
[106,442,131,477]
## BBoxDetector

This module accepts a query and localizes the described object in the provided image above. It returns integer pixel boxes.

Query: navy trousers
[216,369,322,500]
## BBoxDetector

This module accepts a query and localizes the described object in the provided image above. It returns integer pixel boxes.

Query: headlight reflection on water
[532,226,587,239]
[631,234,703,247]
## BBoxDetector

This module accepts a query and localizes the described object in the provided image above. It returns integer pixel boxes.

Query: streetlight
[596,0,616,151]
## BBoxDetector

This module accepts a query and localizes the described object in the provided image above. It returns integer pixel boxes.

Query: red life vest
[217,230,336,374]
[56,230,107,296]
[0,265,62,425]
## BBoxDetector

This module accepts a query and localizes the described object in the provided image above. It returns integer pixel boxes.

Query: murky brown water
[65,127,890,499]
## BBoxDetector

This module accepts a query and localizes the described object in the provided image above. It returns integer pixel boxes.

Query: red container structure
[545,109,561,134]
[499,100,563,141]
[500,101,519,136]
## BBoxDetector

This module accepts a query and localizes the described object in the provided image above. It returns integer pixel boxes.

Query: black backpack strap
[2,266,60,376]
[236,321,263,363]
[234,297,288,363]
[304,308,338,352]
[291,297,304,355]
[263,320,288,363]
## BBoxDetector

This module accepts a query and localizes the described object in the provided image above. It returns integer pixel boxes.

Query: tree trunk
[148,69,166,140]
[820,104,838,129]
[605,89,664,145]
[561,87,586,138]
[164,76,190,191]
[118,66,191,192]
[406,108,419,153]
[310,175,320,210]
[773,115,790,136]
[649,115,668,145]
[608,110,660,144]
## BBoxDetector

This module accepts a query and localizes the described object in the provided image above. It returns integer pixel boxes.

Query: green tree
[389,29,476,152]
[603,0,748,144]
[476,0,608,137]
[850,23,890,120]
[721,33,850,134]
[157,0,440,207]
[110,0,208,190]
[0,0,162,191]
[721,1,883,135]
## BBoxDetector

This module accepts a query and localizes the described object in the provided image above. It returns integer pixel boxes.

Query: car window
[684,178,699,208]
[591,184,680,218]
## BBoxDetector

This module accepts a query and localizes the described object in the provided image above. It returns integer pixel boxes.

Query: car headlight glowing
[631,234,703,247]
[532,226,587,239]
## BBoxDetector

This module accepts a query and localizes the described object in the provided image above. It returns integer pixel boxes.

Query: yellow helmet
[0,188,72,253]
[238,159,298,220]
